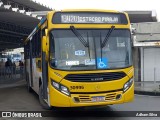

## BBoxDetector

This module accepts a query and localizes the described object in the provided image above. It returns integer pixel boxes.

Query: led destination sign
[52,12,128,24]
[61,14,118,23]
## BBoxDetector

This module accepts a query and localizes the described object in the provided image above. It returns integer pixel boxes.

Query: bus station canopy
[0,0,52,51]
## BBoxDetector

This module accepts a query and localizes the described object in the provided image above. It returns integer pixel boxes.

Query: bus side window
[33,35,36,58]
[33,30,41,57]
[37,30,41,57]
[35,33,38,57]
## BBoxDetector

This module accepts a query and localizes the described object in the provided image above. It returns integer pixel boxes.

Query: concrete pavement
[0,79,26,89]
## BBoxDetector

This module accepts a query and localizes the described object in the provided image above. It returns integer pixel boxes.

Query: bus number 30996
[70,86,84,90]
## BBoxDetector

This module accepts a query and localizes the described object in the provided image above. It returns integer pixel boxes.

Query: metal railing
[0,66,25,83]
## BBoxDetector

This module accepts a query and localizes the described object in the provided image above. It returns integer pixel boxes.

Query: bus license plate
[91,96,105,102]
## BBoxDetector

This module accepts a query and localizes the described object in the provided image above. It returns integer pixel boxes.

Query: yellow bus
[24,9,134,109]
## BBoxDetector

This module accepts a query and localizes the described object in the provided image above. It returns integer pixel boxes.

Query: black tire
[39,85,52,110]
[26,73,32,93]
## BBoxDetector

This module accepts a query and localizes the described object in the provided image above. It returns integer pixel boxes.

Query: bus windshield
[50,29,132,70]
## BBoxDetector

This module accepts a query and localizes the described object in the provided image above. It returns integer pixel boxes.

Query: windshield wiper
[70,26,88,47]
[87,32,91,61]
[70,26,92,61]
[101,26,115,48]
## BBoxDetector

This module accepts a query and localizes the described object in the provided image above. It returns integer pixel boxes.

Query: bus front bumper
[49,84,134,107]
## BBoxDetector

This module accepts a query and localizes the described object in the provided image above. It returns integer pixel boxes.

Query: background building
[132,22,160,82]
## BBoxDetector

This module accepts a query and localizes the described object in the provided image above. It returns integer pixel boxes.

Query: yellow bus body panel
[48,66,134,107]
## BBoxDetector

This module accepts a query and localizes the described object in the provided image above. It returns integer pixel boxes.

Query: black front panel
[64,72,126,82]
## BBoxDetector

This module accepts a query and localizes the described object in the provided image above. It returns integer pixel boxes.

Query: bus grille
[64,72,126,82]
[105,93,116,101]
[79,95,91,102]
[77,93,117,103]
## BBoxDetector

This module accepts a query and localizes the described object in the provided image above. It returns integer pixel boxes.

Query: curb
[135,90,160,96]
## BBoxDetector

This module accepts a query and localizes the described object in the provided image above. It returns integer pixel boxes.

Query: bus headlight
[51,79,70,96]
[123,78,133,92]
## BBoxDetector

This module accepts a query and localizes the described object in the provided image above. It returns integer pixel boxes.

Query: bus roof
[24,9,128,43]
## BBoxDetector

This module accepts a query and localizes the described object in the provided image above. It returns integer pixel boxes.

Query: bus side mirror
[45,29,49,52]
[42,36,47,52]
[42,36,49,60]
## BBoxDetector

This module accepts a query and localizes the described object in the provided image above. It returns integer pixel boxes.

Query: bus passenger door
[41,35,48,100]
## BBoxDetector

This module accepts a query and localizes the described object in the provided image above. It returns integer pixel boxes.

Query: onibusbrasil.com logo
[1,112,42,118]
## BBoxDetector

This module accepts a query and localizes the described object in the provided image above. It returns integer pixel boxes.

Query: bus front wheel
[39,85,52,110]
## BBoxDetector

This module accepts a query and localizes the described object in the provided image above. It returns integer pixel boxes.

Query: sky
[35,0,160,21]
